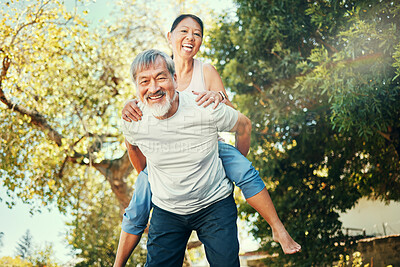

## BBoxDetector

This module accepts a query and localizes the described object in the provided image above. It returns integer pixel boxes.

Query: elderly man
[115,49,252,267]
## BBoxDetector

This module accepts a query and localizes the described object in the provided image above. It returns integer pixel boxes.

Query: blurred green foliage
[205,0,400,265]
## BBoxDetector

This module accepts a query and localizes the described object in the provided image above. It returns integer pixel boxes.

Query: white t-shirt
[121,91,239,215]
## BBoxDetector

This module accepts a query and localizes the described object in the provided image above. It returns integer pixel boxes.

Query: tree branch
[9,0,51,46]
[0,55,11,93]
[1,95,64,146]
[313,31,338,54]
[377,129,391,141]
[252,83,262,93]
[2,37,64,147]
[58,155,69,179]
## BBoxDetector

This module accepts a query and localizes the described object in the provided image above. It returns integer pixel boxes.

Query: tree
[15,229,33,260]
[1,0,217,263]
[0,0,136,213]
[66,169,147,266]
[0,256,32,266]
[205,0,400,265]
[0,0,218,215]
[29,243,61,267]
[0,0,157,263]
[8,239,60,267]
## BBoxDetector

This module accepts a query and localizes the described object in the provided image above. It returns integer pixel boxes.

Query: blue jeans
[122,141,265,235]
[145,194,239,267]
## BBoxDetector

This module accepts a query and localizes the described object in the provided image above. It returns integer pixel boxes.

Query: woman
[118,14,300,262]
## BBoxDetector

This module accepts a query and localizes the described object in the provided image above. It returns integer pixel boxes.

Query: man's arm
[229,112,252,156]
[114,230,142,267]
[125,139,146,173]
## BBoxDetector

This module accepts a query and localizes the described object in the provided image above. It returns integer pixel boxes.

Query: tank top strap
[184,59,207,92]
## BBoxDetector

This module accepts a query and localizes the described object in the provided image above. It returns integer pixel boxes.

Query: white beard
[143,91,176,118]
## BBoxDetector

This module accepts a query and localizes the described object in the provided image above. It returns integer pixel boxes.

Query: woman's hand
[121,99,143,122]
[192,90,223,109]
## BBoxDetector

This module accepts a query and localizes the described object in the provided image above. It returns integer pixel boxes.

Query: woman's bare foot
[272,226,301,254]
[245,189,301,254]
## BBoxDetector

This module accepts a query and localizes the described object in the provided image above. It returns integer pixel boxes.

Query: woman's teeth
[183,44,193,51]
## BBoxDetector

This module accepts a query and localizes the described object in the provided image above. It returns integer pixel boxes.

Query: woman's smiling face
[168,17,203,59]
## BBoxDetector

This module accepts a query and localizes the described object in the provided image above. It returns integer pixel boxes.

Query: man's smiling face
[136,56,178,118]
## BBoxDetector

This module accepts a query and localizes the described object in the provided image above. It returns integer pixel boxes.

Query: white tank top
[183,59,207,93]
[184,59,226,142]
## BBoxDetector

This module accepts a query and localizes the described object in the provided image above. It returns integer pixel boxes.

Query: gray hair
[130,49,175,83]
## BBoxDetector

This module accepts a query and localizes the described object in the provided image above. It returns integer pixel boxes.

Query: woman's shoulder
[193,58,218,79]
[203,63,220,81]
[200,61,224,92]
[202,62,218,76]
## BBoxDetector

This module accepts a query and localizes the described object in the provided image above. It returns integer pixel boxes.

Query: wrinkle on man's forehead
[137,58,167,75]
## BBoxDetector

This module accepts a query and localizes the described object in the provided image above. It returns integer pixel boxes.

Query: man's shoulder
[120,107,151,133]
[179,91,237,124]
[120,117,140,133]
[179,90,196,102]
[179,91,205,110]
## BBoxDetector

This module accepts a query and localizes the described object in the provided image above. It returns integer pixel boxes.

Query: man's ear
[173,73,178,89]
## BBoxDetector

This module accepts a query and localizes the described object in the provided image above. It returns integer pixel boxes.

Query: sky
[0,198,73,264]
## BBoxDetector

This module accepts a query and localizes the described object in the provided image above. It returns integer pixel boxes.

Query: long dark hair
[170,14,204,36]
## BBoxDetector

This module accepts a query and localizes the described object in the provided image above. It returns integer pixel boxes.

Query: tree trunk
[93,153,134,214]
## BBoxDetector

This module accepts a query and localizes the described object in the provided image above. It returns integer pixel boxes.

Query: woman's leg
[218,141,301,254]
[218,141,265,198]
[246,188,301,254]
[121,168,152,235]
